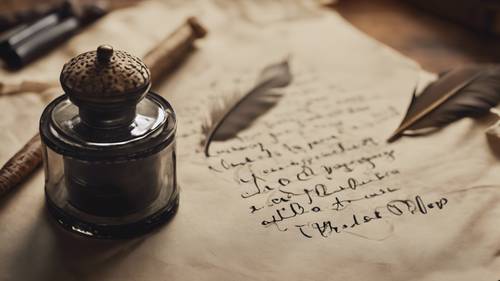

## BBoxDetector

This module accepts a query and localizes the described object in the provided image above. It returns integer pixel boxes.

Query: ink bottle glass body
[40,45,179,238]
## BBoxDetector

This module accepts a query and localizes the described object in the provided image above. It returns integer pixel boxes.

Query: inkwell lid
[60,44,151,128]
[41,45,176,160]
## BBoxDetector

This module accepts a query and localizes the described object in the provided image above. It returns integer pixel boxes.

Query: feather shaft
[388,73,480,142]
[386,64,500,142]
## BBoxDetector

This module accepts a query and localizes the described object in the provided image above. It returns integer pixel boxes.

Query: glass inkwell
[40,45,179,239]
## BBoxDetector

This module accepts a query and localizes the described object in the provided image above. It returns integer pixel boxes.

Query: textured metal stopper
[60,45,152,128]
[60,45,151,100]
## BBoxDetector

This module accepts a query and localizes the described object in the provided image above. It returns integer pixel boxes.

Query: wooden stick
[0,16,207,197]
[145,17,207,83]
[0,134,42,196]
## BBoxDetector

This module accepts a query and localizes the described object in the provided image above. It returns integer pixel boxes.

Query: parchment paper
[0,1,499,280]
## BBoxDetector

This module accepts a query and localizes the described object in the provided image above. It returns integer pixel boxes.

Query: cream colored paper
[0,1,499,280]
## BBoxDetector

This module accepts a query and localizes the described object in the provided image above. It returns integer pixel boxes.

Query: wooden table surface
[332,0,500,73]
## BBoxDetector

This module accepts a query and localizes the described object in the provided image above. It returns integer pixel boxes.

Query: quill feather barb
[202,59,292,156]
[388,65,500,142]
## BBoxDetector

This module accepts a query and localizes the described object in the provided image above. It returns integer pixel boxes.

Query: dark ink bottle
[40,45,179,239]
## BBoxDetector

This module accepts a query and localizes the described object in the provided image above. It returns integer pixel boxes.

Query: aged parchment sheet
[1,1,500,280]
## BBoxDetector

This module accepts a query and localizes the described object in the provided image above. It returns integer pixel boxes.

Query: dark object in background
[407,0,500,35]
[0,1,106,69]
[40,45,179,239]
[0,1,63,33]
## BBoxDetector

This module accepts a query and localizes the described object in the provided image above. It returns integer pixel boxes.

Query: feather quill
[388,65,500,142]
[201,59,292,156]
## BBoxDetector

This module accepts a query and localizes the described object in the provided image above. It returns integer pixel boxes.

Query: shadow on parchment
[8,205,153,281]
[393,114,500,157]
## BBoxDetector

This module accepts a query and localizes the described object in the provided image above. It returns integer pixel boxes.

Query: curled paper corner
[485,108,500,158]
